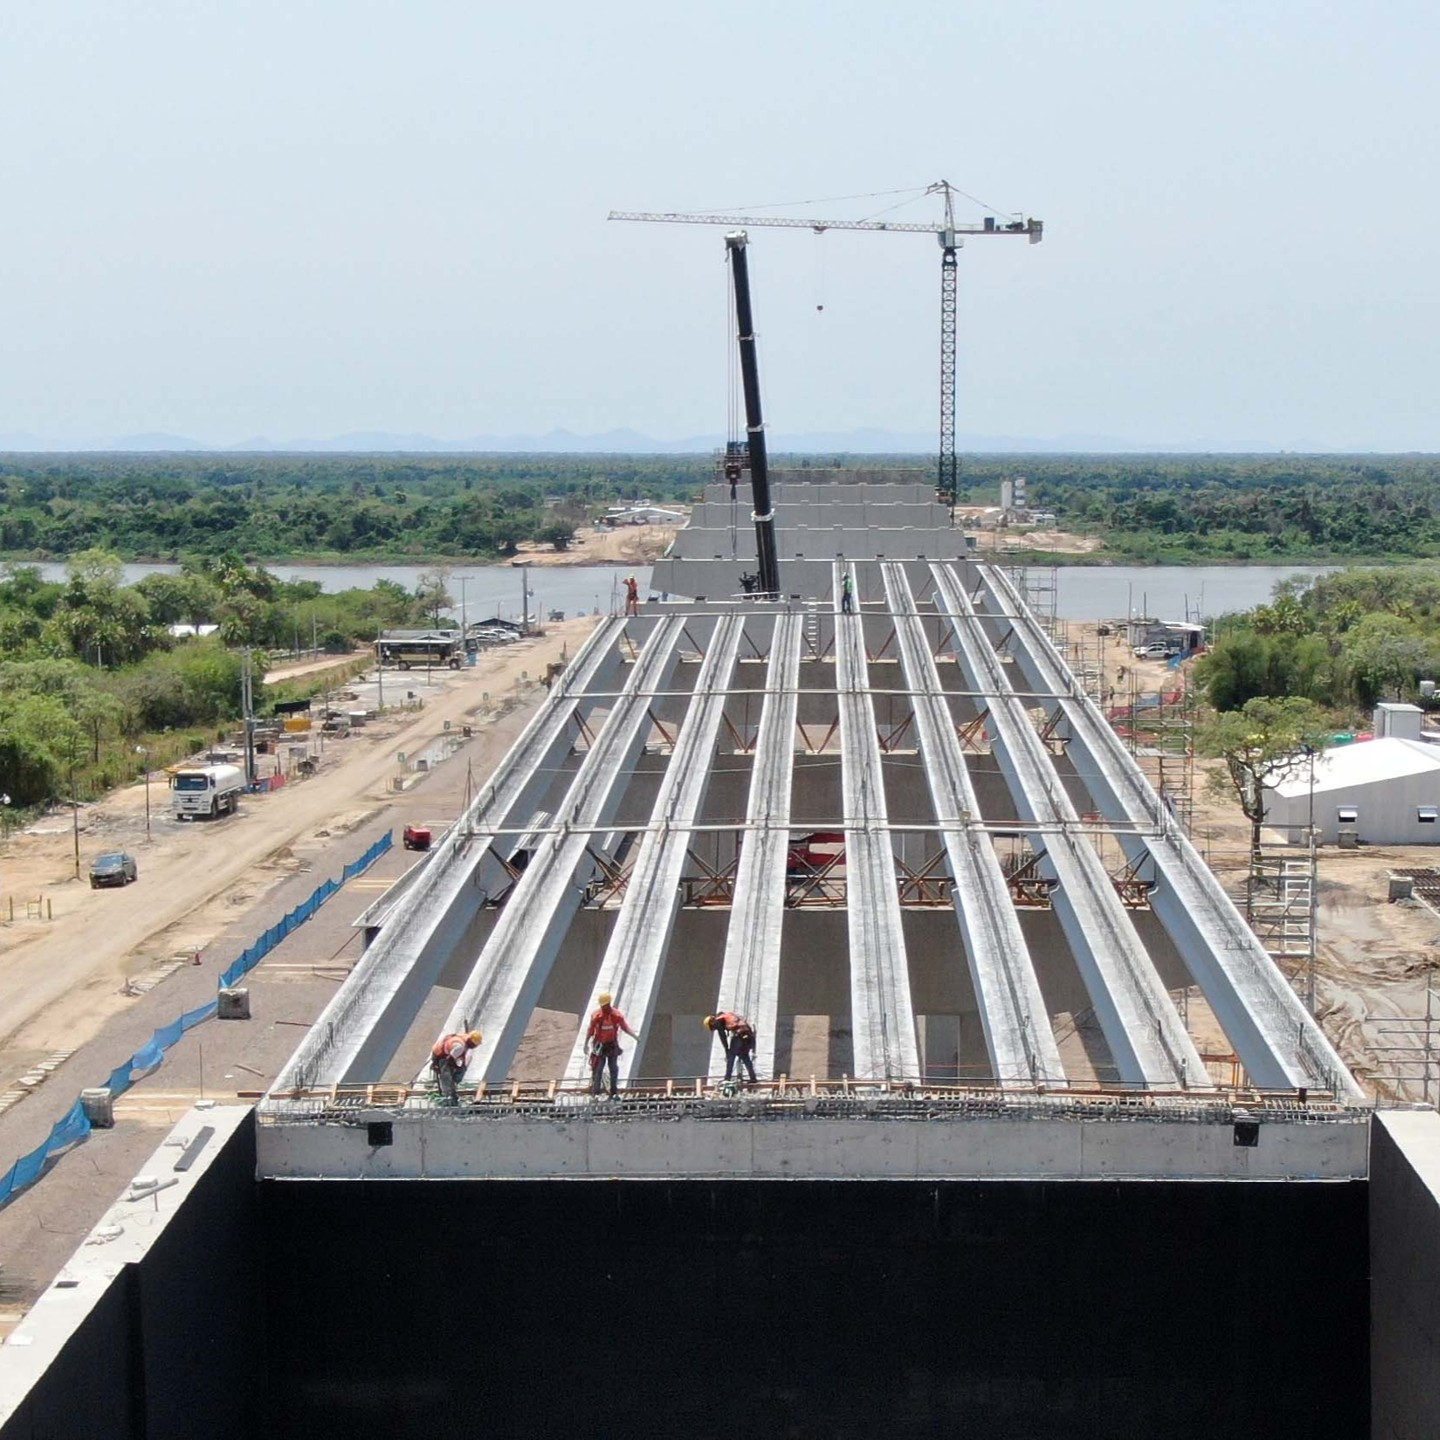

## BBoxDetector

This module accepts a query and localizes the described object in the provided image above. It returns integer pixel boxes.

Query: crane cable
[696,184,927,216]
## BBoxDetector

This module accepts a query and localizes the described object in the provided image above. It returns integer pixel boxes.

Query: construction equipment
[610,181,1042,508]
[724,231,780,598]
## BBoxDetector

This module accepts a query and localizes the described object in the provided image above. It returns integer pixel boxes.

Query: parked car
[1133,643,1180,660]
[89,852,138,889]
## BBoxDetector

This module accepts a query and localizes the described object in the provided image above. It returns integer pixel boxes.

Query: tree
[1195,632,1273,711]
[536,520,575,552]
[52,548,157,666]
[414,568,453,627]
[1340,613,1437,707]
[1199,697,1331,858]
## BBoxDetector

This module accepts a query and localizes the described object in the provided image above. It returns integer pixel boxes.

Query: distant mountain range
[0,427,1393,455]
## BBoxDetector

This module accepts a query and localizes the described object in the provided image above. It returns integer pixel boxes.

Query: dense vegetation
[0,549,449,809]
[1196,566,1440,717]
[4,451,1439,565]
[0,453,707,562]
[963,454,1440,562]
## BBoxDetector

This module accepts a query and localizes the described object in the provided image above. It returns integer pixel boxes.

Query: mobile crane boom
[725,232,780,599]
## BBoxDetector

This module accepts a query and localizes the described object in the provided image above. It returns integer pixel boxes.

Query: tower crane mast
[610,181,1042,508]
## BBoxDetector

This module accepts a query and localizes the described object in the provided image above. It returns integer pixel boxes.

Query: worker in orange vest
[624,576,640,617]
[705,1012,757,1084]
[587,991,637,1098]
[431,1028,482,1106]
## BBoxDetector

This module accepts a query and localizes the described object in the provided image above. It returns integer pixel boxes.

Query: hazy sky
[1,1,1436,450]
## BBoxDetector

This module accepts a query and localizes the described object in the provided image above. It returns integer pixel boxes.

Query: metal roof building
[1265,735,1440,845]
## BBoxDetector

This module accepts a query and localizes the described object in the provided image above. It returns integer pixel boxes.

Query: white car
[1134,642,1180,660]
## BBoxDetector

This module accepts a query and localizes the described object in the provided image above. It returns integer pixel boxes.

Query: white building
[1264,736,1440,845]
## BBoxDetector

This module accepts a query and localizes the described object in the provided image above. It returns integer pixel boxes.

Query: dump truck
[171,763,245,821]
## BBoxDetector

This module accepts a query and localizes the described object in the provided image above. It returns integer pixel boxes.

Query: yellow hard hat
[703,1015,717,1031]
[598,992,613,1007]
[467,1029,483,1045]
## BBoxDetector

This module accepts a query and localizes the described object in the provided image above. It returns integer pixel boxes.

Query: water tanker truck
[170,763,245,821]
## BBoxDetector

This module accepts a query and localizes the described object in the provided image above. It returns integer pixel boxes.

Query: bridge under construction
[260,484,1363,1182]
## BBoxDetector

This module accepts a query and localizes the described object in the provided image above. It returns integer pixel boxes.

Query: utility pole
[460,575,468,656]
[521,565,531,634]
[69,752,80,880]
[241,648,257,785]
[135,746,151,841]
[376,620,385,715]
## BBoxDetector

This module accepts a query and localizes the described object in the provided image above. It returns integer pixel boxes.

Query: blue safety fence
[0,830,393,1208]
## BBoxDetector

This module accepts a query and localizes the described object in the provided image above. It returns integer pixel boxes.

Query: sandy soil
[0,617,601,1090]
[973,527,1104,556]
[511,521,681,568]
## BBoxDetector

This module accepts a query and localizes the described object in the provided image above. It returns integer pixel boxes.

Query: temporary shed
[1264,736,1440,845]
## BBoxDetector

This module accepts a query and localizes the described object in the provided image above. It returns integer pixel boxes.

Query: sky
[0,0,1436,452]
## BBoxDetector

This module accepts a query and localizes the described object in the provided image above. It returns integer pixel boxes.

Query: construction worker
[705,1012,758,1084]
[587,991,637,1098]
[624,575,640,617]
[840,570,854,615]
[430,1028,482,1106]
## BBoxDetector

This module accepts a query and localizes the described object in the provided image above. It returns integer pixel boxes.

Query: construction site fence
[0,830,394,1209]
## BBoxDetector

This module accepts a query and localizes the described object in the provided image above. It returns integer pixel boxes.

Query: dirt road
[0,618,600,1087]
[511,521,679,568]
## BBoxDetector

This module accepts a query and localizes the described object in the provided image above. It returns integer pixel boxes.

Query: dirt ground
[951,508,1102,556]
[972,527,1104,556]
[511,520,680,568]
[1066,617,1440,1101]
[0,617,602,1094]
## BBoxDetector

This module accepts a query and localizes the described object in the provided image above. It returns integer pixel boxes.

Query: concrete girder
[425,615,689,1086]
[881,563,1067,1089]
[561,613,745,1087]
[709,611,804,1081]
[932,566,1206,1090]
[274,617,628,1091]
[976,567,1361,1098]
[835,560,921,1081]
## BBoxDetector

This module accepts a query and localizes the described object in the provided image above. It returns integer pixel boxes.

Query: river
[25,559,1336,622]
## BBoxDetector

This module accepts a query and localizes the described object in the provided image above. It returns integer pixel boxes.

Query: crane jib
[610,185,1043,518]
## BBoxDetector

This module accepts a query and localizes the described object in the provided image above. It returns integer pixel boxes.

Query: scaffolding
[1112,662,1198,837]
[1247,846,1318,1013]
[1364,989,1440,1106]
[1007,563,1059,639]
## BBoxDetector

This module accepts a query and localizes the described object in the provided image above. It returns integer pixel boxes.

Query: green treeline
[0,549,448,808]
[962,454,1440,562]
[6,451,1439,565]
[0,453,709,562]
[1197,567,1440,717]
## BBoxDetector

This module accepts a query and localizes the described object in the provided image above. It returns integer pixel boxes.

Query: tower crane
[609,181,1042,508]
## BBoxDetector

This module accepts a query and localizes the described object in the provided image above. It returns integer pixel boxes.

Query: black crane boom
[725,232,780,600]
